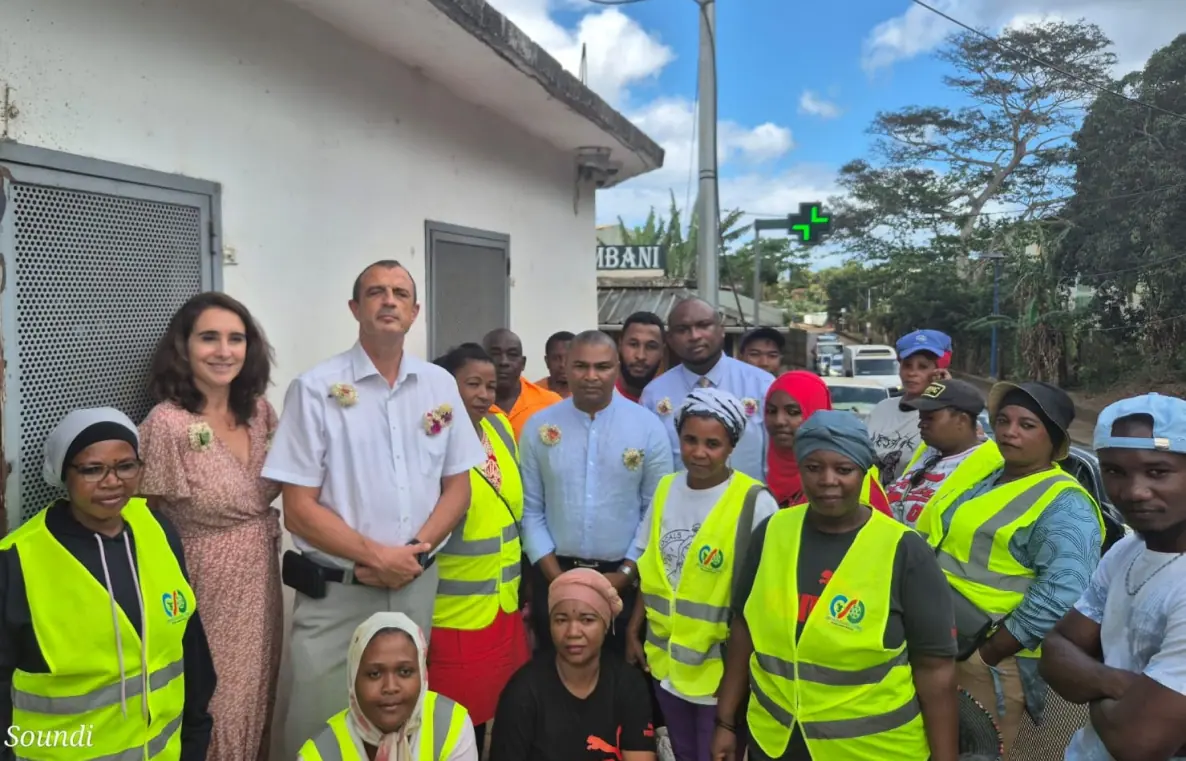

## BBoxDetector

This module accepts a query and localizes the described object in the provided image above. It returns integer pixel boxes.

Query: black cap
[988,380,1075,461]
[741,327,785,350]
[902,379,985,416]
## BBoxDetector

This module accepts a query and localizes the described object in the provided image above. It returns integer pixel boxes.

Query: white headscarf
[42,407,139,489]
[346,612,429,761]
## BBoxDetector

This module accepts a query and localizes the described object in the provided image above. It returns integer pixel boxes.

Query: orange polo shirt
[493,376,563,440]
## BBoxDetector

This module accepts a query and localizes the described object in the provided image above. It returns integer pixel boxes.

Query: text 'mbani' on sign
[596,245,667,271]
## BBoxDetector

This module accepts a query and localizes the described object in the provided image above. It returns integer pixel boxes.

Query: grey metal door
[0,148,219,528]
[426,222,510,359]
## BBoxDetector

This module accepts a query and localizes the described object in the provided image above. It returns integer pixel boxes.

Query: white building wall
[0,0,597,387]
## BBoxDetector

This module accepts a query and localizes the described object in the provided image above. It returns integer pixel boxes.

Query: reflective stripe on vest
[434,413,523,629]
[299,693,467,761]
[1,499,192,761]
[744,507,928,760]
[638,473,764,698]
[922,466,1103,657]
[913,441,1003,542]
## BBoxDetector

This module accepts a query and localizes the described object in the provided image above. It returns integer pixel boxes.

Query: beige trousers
[958,650,1027,760]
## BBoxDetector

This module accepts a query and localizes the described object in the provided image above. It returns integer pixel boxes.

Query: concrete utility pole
[695,0,719,309]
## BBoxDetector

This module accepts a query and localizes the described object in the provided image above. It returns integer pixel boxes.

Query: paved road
[800,327,1095,446]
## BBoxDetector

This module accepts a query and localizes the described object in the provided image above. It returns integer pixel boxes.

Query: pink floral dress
[139,398,282,761]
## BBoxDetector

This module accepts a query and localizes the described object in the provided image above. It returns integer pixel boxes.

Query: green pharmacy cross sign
[788,202,831,244]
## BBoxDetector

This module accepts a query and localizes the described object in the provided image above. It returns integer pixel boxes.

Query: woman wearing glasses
[0,407,217,760]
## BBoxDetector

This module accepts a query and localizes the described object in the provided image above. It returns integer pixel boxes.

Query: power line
[908,0,1186,123]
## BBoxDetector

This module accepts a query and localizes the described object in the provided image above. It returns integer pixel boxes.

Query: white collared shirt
[263,342,485,561]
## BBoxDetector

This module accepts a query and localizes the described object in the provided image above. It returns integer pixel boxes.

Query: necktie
[697,376,712,389]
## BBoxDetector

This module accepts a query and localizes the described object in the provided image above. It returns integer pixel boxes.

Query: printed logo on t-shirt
[826,594,866,631]
[696,544,726,573]
[797,570,834,623]
[586,727,622,760]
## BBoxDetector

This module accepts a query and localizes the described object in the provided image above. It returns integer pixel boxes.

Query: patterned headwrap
[675,388,748,446]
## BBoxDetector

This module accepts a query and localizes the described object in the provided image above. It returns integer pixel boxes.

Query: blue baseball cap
[896,330,953,365]
[1094,393,1186,454]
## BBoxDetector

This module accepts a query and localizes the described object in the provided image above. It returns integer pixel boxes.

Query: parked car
[825,378,890,423]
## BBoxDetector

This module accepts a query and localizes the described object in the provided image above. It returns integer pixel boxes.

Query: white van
[842,345,901,394]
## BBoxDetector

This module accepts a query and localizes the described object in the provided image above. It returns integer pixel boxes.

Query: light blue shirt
[639,355,774,481]
[520,394,675,564]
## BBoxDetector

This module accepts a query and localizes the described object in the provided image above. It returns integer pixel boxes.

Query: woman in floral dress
[139,291,281,761]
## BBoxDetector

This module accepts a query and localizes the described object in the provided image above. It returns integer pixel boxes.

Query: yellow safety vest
[638,473,766,698]
[298,693,469,761]
[745,507,928,761]
[907,441,1004,531]
[917,464,1103,658]
[0,499,192,761]
[434,413,523,629]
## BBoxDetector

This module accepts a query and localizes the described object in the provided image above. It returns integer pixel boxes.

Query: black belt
[556,556,620,572]
[323,554,436,584]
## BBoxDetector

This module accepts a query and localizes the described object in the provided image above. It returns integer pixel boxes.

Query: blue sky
[486,0,1183,239]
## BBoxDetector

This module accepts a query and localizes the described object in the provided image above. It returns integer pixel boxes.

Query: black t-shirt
[489,652,656,761]
[732,511,956,761]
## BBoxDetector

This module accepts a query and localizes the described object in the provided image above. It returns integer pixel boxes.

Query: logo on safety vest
[161,590,189,622]
[827,594,866,630]
[697,545,725,573]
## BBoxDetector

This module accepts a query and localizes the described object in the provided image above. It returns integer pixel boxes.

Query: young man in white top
[264,260,485,758]
[1040,393,1186,760]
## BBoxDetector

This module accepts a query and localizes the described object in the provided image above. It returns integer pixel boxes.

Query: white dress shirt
[263,342,485,563]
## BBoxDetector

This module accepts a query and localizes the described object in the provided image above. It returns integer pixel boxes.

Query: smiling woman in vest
[913,381,1103,759]
[0,407,216,761]
[625,388,778,761]
[298,612,477,761]
[710,410,959,761]
[764,371,891,515]
[429,343,530,753]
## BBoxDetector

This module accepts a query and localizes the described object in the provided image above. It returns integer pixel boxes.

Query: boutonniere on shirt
[187,422,214,452]
[539,424,562,446]
[329,383,358,408]
[655,397,673,415]
[622,448,645,471]
[742,398,759,417]
[423,404,454,436]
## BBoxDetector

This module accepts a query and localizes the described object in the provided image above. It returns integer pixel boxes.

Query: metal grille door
[2,158,215,526]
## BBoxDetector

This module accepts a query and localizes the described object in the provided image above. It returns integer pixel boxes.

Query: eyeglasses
[69,461,143,483]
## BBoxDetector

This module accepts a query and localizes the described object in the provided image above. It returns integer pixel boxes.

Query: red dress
[427,434,531,724]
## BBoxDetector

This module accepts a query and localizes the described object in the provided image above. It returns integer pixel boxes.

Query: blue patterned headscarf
[792,409,876,471]
[675,388,747,446]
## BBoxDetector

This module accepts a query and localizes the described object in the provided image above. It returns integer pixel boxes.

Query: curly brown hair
[148,292,274,425]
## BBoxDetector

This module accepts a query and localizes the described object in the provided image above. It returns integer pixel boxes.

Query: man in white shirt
[1040,393,1186,760]
[265,260,485,757]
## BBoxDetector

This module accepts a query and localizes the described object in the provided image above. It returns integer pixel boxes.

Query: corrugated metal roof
[597,280,786,328]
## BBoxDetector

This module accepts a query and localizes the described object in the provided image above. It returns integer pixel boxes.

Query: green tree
[829,20,1117,378]
[1052,33,1186,386]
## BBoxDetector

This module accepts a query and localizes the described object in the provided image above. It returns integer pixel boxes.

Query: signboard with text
[596,245,667,271]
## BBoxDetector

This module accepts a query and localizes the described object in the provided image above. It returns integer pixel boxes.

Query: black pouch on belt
[282,550,329,599]
[950,586,998,661]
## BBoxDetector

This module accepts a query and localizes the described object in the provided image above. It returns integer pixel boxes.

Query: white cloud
[485,0,673,105]
[863,0,1186,75]
[485,0,804,228]
[600,98,795,221]
[799,91,843,119]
